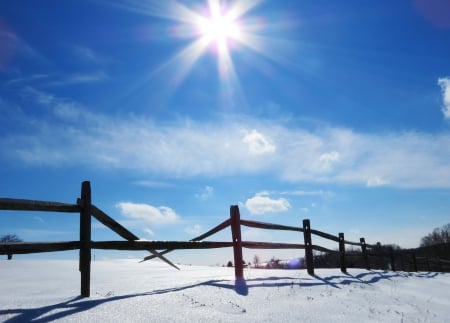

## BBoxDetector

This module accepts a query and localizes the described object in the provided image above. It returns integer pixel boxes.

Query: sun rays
[112,0,296,108]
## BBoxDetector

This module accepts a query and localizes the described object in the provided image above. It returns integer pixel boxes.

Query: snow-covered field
[1,259,449,322]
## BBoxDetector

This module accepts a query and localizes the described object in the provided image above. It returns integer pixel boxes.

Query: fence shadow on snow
[0,270,441,322]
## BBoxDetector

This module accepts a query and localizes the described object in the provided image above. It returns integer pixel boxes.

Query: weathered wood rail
[3,180,444,298]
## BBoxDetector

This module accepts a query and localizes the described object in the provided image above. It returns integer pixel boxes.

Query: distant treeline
[314,242,450,272]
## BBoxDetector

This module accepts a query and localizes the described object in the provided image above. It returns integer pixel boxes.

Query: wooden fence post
[230,205,243,279]
[375,242,382,269]
[360,238,370,270]
[338,232,346,273]
[79,181,92,297]
[303,219,314,276]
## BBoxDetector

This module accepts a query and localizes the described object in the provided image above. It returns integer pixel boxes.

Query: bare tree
[420,223,450,247]
[253,254,260,268]
[1,234,23,260]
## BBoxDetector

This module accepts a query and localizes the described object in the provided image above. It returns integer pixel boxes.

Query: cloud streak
[438,77,450,119]
[2,89,450,189]
[195,186,214,200]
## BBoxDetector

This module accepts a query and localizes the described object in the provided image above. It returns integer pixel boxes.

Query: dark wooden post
[360,238,369,270]
[338,232,346,273]
[79,181,92,297]
[303,219,314,275]
[376,242,382,269]
[230,205,243,279]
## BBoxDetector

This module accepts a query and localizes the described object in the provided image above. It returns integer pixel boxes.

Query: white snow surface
[1,259,449,322]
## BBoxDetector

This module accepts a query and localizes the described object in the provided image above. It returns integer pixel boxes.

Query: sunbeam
[109,0,298,108]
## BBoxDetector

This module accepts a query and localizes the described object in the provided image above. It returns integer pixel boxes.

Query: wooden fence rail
[0,198,80,212]
[1,181,448,297]
[0,241,81,254]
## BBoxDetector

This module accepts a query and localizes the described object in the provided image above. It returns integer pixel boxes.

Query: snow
[1,259,449,322]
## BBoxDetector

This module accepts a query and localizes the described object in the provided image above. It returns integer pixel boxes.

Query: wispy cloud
[143,227,155,237]
[244,192,291,215]
[59,72,108,85]
[30,72,108,87]
[184,224,202,235]
[133,180,177,188]
[116,202,180,225]
[438,77,450,119]
[277,190,331,197]
[195,186,214,200]
[19,86,87,122]
[5,58,107,88]
[72,46,111,64]
[5,74,51,86]
[2,89,450,188]
[366,177,389,188]
[0,30,47,69]
[17,229,75,239]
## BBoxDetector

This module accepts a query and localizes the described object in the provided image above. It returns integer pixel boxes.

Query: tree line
[420,223,450,247]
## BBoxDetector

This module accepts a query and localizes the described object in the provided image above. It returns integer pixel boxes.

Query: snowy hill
[1,259,449,322]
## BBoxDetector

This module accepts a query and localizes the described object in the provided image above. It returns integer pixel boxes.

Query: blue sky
[1,0,450,265]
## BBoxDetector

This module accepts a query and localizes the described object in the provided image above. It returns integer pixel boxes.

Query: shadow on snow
[0,270,441,323]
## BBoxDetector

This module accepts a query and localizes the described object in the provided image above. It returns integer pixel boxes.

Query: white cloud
[319,151,340,163]
[242,129,276,154]
[195,186,214,200]
[3,90,450,188]
[184,224,202,235]
[133,180,176,188]
[20,86,86,122]
[21,86,54,105]
[245,192,291,215]
[116,202,180,224]
[318,151,340,172]
[143,228,155,237]
[366,177,389,187]
[438,77,450,119]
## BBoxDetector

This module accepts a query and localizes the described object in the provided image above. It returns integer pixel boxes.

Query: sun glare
[119,0,291,107]
[198,9,240,52]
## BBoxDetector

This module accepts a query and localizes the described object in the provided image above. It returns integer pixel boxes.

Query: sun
[114,0,295,107]
[197,4,241,53]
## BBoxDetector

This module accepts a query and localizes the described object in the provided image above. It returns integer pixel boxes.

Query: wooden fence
[1,181,447,298]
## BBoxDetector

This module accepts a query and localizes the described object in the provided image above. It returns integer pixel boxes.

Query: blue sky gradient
[1,0,450,264]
